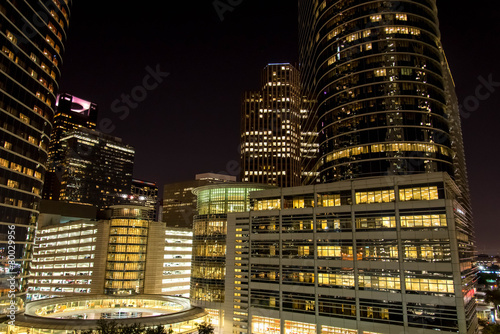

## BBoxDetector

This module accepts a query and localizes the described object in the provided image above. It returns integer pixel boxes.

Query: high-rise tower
[0,0,72,313]
[241,63,302,187]
[299,0,460,184]
[43,93,98,201]
[221,1,477,334]
[58,128,135,209]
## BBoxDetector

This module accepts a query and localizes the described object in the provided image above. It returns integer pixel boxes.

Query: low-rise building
[29,205,194,301]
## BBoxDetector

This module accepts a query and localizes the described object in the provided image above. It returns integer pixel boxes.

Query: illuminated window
[405,278,454,294]
[318,273,355,287]
[255,199,281,211]
[358,275,401,291]
[7,180,19,189]
[285,320,316,334]
[396,13,408,21]
[356,216,395,229]
[252,316,280,334]
[355,190,395,204]
[385,26,420,35]
[322,326,357,334]
[400,214,447,228]
[10,162,22,173]
[399,186,439,201]
[317,246,353,260]
[321,194,341,207]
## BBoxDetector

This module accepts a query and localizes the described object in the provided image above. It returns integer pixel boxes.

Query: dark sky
[58,1,500,254]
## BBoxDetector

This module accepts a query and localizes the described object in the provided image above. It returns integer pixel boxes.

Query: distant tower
[162,173,236,228]
[58,129,135,209]
[43,93,98,201]
[240,63,302,187]
[0,0,72,313]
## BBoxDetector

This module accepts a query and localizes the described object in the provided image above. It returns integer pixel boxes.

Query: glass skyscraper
[43,93,98,201]
[222,1,477,333]
[298,0,469,194]
[190,183,272,333]
[0,0,72,313]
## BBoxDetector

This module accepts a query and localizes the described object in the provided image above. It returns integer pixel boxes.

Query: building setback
[241,63,302,187]
[0,0,72,314]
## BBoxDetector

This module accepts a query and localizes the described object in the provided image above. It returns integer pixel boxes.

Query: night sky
[57,1,500,254]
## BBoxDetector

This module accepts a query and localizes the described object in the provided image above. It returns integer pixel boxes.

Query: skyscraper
[222,1,477,333]
[0,0,72,313]
[297,3,475,324]
[298,0,463,186]
[43,93,98,201]
[241,63,302,187]
[58,128,135,209]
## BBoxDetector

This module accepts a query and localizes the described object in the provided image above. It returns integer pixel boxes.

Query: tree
[196,322,214,334]
[483,324,500,334]
[486,290,500,311]
[145,325,167,334]
[478,273,499,286]
[94,319,119,334]
[120,323,144,334]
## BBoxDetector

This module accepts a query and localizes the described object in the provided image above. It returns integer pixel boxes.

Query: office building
[225,173,474,334]
[119,179,159,221]
[29,218,108,300]
[190,183,273,332]
[0,0,72,314]
[58,128,135,209]
[162,173,236,228]
[298,0,467,187]
[240,63,302,187]
[222,1,477,334]
[144,227,193,297]
[29,205,193,301]
[43,93,98,201]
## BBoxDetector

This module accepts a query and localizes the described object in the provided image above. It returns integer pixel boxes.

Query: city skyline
[57,0,500,255]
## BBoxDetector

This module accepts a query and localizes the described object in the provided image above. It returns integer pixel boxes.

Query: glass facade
[299,0,455,182]
[0,0,72,313]
[104,206,152,295]
[3,295,207,334]
[190,183,272,332]
[241,64,302,187]
[295,1,476,333]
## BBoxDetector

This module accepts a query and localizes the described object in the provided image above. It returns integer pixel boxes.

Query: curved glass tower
[300,0,454,183]
[0,0,72,313]
[190,183,272,331]
[296,1,477,333]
